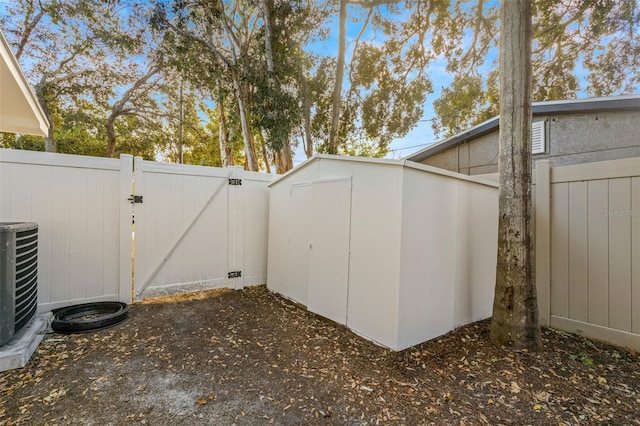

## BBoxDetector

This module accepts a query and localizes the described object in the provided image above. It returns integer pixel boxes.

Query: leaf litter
[1,285,639,425]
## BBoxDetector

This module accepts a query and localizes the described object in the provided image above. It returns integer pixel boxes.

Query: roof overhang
[0,30,49,136]
[406,94,640,163]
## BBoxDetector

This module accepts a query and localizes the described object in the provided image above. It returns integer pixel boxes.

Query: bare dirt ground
[1,285,640,425]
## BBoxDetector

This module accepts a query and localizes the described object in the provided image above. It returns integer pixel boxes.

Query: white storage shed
[267,155,499,351]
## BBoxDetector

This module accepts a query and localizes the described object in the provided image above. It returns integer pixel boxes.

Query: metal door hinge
[229,178,242,186]
[128,195,143,204]
[228,271,242,279]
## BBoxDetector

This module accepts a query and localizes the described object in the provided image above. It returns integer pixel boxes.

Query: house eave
[405,94,640,163]
[0,30,50,137]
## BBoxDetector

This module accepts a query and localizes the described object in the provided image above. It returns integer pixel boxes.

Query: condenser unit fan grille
[0,222,38,346]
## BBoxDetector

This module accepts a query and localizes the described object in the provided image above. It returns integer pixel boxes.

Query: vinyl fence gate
[0,149,272,311]
[132,159,272,301]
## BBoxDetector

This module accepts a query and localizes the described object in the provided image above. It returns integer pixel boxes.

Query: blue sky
[291,3,461,166]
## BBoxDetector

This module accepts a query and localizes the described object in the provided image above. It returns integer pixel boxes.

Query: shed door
[307,178,352,325]
[288,183,311,305]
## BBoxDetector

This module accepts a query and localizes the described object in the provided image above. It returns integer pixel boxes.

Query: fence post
[131,157,144,299]
[118,154,134,304]
[535,160,552,327]
[228,166,245,289]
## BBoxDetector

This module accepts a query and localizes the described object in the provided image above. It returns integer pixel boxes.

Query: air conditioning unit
[0,222,38,346]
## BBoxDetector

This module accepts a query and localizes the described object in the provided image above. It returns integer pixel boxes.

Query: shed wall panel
[266,161,319,300]
[287,184,311,304]
[453,181,498,327]
[398,170,458,349]
[346,163,402,348]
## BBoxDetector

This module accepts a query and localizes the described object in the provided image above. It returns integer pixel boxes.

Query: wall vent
[0,222,38,346]
[532,120,546,154]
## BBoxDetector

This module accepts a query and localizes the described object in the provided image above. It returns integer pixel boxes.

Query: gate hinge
[228,271,242,279]
[228,178,242,186]
[128,194,143,204]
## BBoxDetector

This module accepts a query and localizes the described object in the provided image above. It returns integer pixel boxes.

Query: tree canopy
[1,0,637,168]
[432,0,640,137]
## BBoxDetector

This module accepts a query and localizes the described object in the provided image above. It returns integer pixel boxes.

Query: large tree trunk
[490,0,542,351]
[216,8,260,171]
[105,115,117,157]
[302,72,313,158]
[273,148,293,173]
[273,151,287,174]
[283,139,293,170]
[231,76,259,171]
[35,85,56,152]
[43,110,56,152]
[259,0,294,169]
[260,0,275,77]
[217,87,234,167]
[257,130,271,173]
[328,0,347,155]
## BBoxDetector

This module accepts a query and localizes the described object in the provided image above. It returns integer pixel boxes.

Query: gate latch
[128,195,143,204]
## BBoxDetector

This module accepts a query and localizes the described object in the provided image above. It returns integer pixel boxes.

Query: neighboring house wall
[420,111,640,175]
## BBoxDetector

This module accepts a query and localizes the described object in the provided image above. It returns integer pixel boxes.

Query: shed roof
[405,94,640,163]
[269,154,498,188]
[0,30,49,136]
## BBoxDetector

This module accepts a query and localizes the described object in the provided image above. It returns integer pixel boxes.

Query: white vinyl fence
[0,149,133,312]
[0,148,273,311]
[133,160,272,299]
[3,146,639,352]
